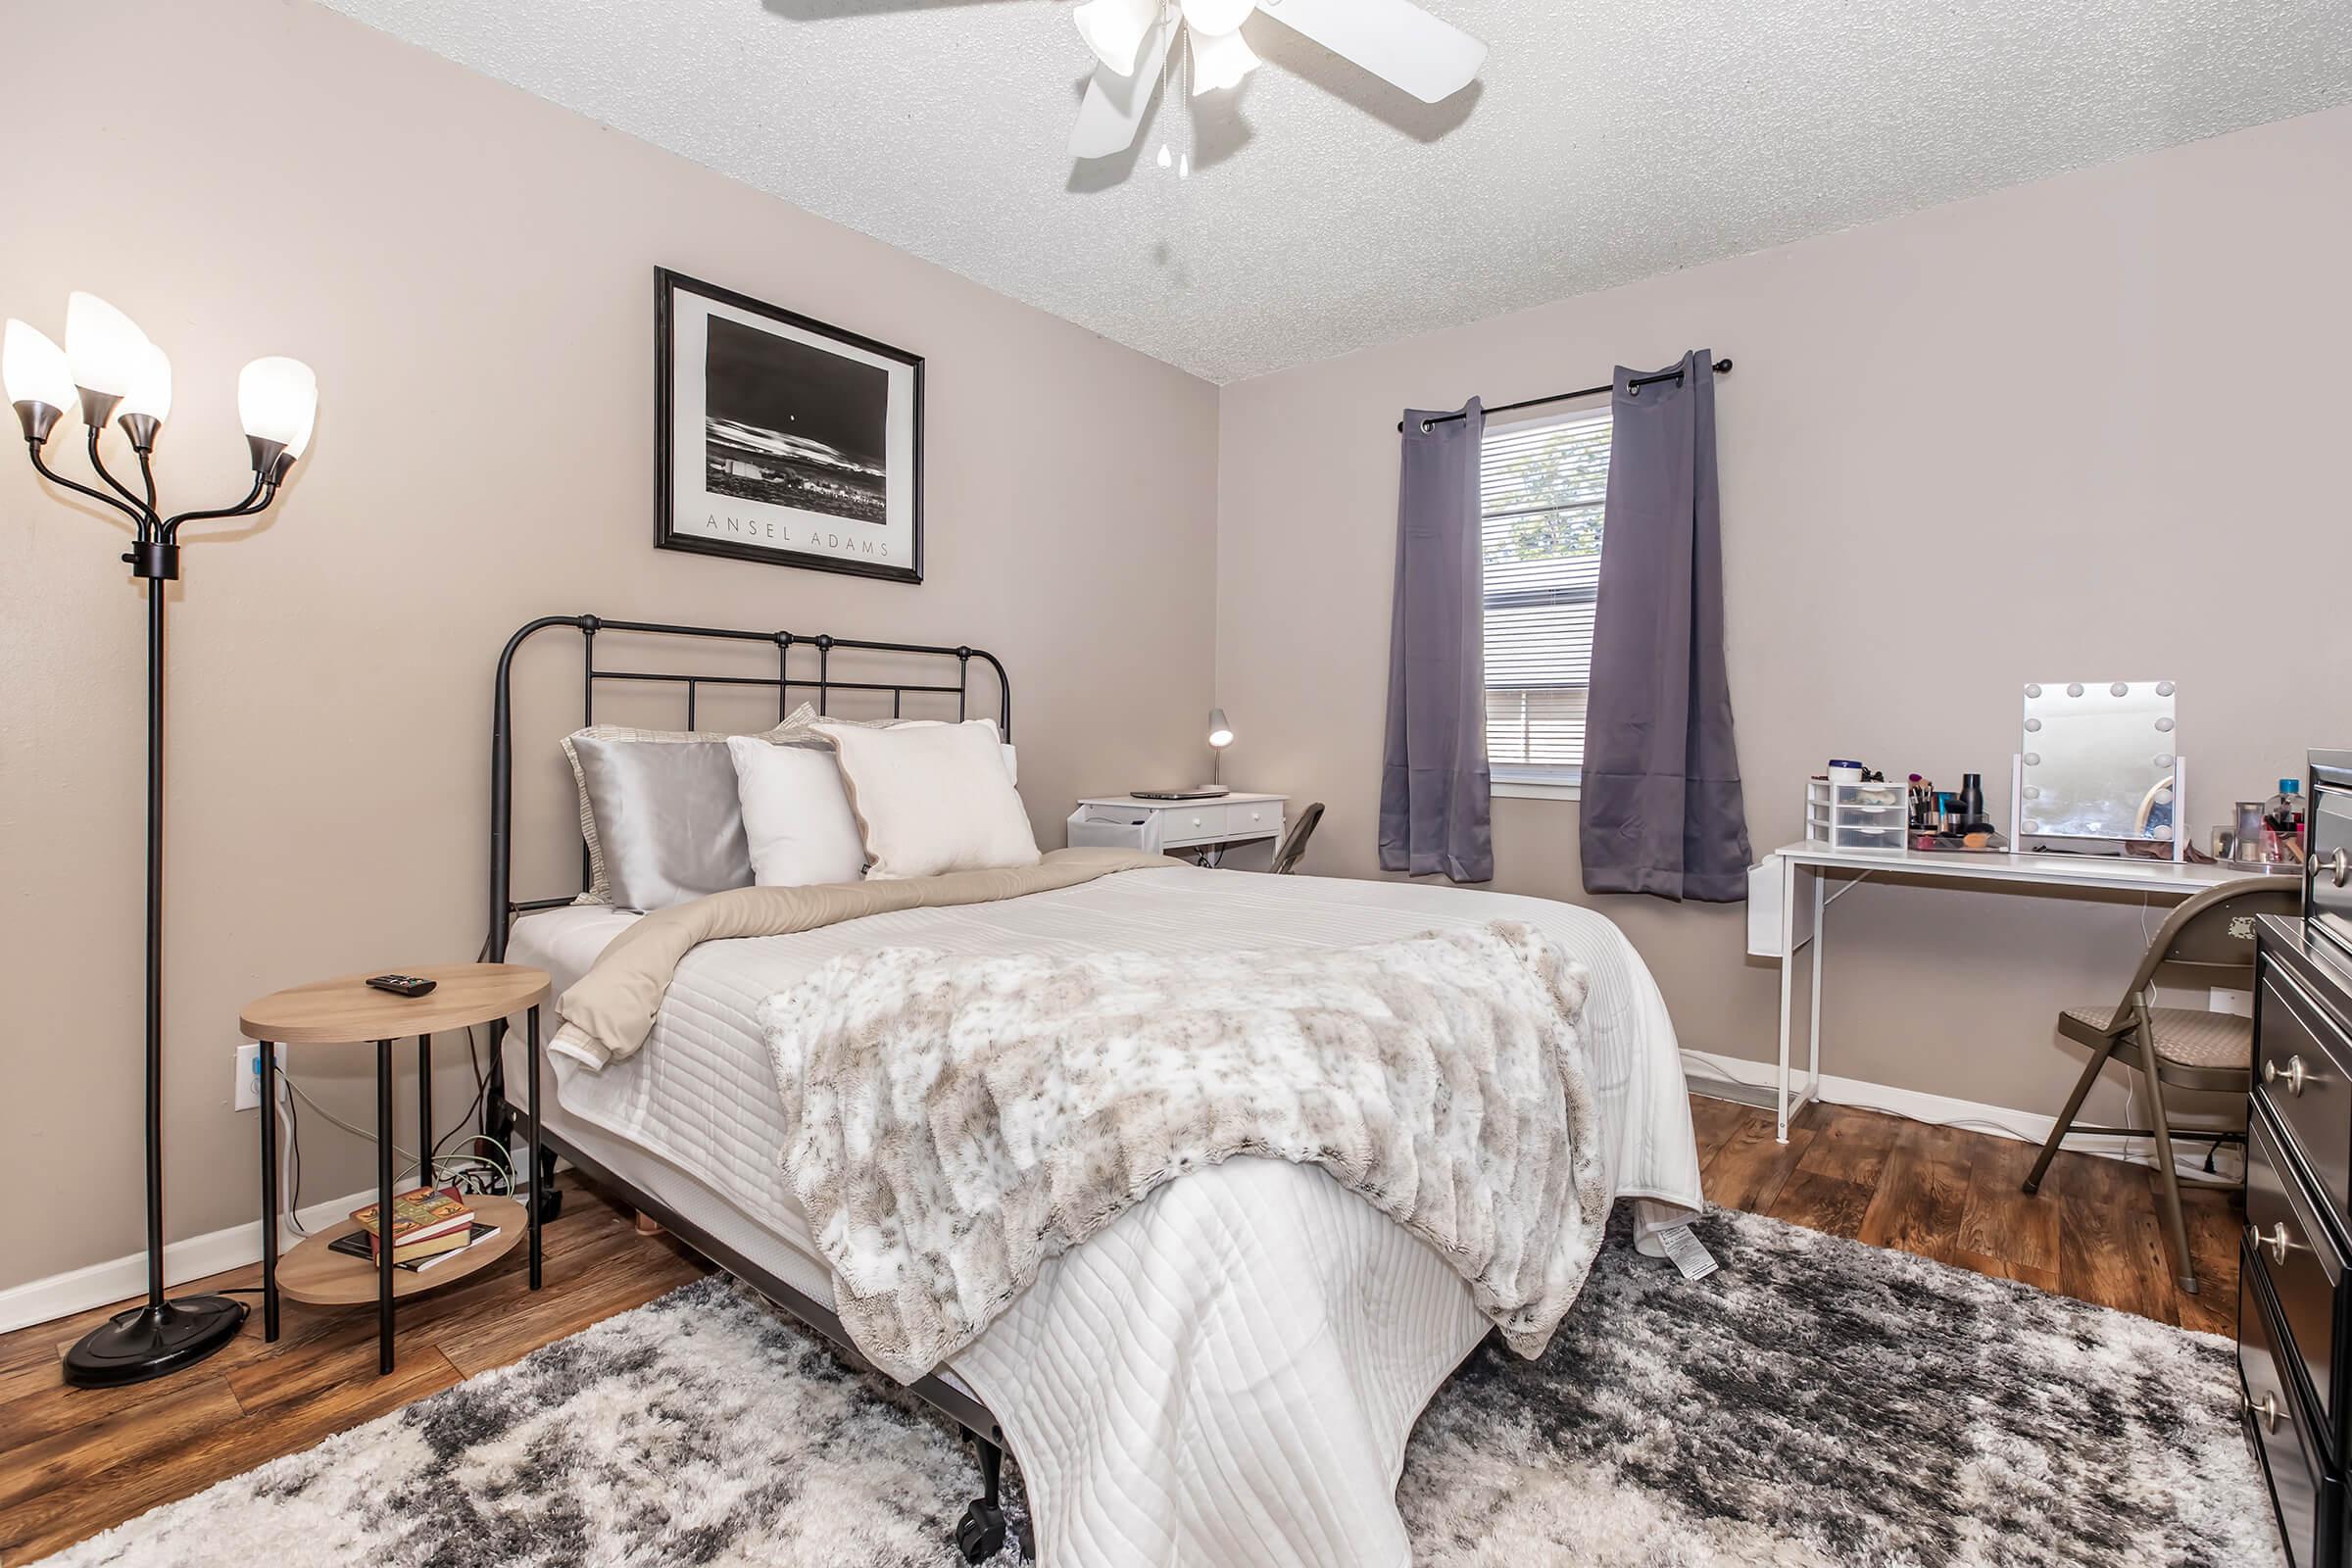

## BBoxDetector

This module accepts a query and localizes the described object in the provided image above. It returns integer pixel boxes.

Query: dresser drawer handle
[2245,1389,2285,1432]
[2265,1055,2311,1096]
[2314,848,2350,888]
[2251,1220,2304,1268]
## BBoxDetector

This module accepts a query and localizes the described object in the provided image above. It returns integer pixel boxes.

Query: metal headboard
[477,612,1018,1460]
[487,612,1010,953]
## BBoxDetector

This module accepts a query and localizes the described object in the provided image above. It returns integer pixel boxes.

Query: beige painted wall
[7,2,2347,1298]
[0,0,1217,1290]
[1217,105,2352,1124]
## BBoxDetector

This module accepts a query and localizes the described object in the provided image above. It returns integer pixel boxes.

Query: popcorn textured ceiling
[316,0,2352,383]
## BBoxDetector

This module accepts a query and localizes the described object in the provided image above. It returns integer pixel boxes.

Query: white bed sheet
[507,865,1700,1568]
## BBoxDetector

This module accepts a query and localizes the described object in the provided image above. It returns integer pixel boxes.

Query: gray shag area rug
[42,1205,2280,1568]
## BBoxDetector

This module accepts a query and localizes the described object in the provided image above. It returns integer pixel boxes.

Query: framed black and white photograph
[655,269,923,583]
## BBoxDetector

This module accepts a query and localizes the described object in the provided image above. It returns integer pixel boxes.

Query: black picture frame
[654,268,924,584]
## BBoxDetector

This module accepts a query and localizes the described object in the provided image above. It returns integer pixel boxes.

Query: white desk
[1071,794,1288,855]
[1759,841,2257,1143]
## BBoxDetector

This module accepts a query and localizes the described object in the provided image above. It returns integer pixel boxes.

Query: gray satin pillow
[564,732,755,910]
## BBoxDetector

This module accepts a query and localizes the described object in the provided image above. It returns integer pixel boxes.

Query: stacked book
[332,1187,499,1274]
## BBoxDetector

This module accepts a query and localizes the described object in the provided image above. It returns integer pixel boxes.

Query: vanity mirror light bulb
[2110,682,2130,697]
[2066,683,2084,698]
[2024,683,2042,699]
[2024,717,2041,733]
[2155,717,2175,733]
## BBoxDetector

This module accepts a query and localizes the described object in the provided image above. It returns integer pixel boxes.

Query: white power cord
[273,1073,518,1236]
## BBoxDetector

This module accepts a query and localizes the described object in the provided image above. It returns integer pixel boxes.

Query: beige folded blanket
[550,848,1174,1067]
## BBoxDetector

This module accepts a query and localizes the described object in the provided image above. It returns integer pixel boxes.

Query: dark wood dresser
[2245,914,2352,1567]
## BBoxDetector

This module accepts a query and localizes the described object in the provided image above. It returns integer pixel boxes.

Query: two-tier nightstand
[239,963,549,1375]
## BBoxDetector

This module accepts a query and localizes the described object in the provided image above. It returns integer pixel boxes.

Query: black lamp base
[62,1296,248,1389]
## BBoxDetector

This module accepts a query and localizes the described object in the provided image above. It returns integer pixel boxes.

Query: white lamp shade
[3,318,76,412]
[64,292,150,398]
[1181,0,1255,34]
[284,388,318,461]
[238,356,318,451]
[121,341,172,423]
[1207,708,1235,749]
[1074,0,1161,74]
[1190,24,1260,92]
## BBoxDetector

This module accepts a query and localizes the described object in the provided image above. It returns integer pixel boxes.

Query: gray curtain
[1580,352,1751,901]
[1380,399,1494,883]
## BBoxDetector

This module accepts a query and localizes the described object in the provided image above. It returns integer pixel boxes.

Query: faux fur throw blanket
[758,919,1608,1384]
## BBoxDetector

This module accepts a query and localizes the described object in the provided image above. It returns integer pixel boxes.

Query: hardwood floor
[1690,1095,2241,1337]
[1,1102,2240,1563]
[0,1177,710,1565]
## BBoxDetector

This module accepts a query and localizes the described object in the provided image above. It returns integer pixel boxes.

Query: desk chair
[1270,803,1324,875]
[2021,875,2301,1295]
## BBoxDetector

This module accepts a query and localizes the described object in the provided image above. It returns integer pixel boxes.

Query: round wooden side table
[239,963,550,1375]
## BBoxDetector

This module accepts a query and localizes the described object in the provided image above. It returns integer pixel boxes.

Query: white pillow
[725,737,869,888]
[794,715,1020,785]
[813,718,1040,881]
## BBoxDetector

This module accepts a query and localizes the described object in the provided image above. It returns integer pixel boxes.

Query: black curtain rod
[1398,358,1734,433]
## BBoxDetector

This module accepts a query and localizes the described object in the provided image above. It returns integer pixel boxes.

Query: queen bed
[480,615,1704,1567]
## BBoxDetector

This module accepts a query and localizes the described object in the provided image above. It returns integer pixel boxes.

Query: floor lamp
[5,297,317,1388]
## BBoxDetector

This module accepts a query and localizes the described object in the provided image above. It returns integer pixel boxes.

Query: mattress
[504,864,1702,1566]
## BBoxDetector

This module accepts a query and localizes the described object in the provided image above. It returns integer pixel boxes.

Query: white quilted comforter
[522,866,1701,1568]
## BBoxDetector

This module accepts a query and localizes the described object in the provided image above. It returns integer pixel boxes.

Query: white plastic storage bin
[1804,778,1909,852]
[1066,803,1164,854]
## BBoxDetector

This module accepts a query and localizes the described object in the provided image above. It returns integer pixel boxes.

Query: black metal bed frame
[482,613,1025,1562]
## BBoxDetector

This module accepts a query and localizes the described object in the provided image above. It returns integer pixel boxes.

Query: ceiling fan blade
[1257,0,1486,103]
[1068,16,1175,159]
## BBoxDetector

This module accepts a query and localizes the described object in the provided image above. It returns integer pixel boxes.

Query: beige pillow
[563,702,818,903]
[812,718,1040,881]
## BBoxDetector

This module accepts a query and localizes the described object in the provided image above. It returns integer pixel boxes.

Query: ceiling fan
[1068,0,1488,160]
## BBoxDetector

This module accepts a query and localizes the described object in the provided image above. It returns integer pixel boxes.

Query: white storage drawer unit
[1804,778,1909,853]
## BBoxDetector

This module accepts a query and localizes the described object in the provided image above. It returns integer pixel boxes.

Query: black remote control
[367,973,437,998]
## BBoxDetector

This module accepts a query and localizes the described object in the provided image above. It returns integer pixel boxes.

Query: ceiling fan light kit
[1190,26,1261,96]
[1181,0,1257,34]
[1074,0,1163,75]
[1067,0,1487,161]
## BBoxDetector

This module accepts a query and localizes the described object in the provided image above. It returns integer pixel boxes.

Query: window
[1482,407,1610,789]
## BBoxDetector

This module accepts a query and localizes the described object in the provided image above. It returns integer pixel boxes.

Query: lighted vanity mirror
[2019,681,2179,844]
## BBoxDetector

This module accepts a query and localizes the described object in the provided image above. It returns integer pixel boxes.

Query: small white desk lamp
[1207,708,1235,793]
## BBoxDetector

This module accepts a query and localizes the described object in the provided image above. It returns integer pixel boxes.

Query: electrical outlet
[2210,986,2253,1017]
[233,1041,280,1111]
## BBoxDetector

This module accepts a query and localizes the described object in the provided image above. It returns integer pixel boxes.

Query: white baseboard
[0,1186,378,1337]
[1680,1050,2245,1183]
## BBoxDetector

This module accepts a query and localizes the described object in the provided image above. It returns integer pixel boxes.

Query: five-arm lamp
[7,294,318,1388]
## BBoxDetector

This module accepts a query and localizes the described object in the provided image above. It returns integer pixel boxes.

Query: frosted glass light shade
[3,319,76,412]
[121,342,172,423]
[283,389,318,461]
[1074,0,1161,74]
[1190,24,1259,92]
[238,357,318,451]
[1207,708,1234,749]
[64,292,149,397]
[1181,0,1255,34]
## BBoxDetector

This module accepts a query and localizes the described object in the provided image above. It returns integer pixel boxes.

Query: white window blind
[1482,408,1610,783]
